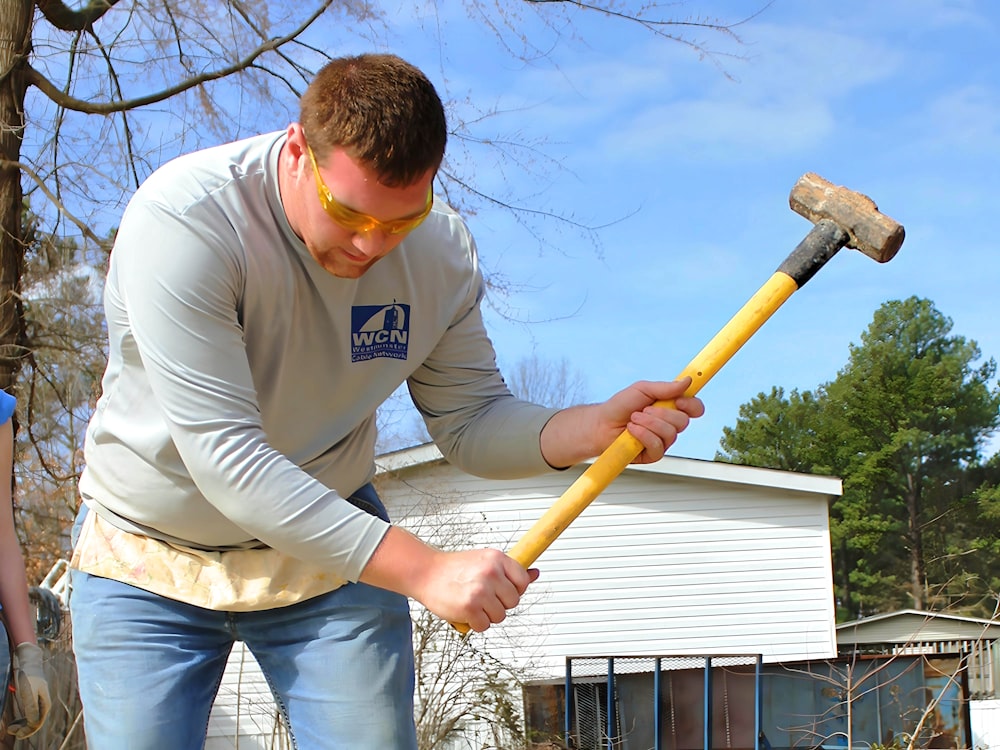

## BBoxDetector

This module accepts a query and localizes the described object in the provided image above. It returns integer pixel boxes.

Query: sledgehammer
[450,172,904,634]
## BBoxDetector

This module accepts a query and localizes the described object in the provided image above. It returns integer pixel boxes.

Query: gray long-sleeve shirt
[79,131,558,582]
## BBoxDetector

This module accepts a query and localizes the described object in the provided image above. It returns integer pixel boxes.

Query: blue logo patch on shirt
[351,302,410,362]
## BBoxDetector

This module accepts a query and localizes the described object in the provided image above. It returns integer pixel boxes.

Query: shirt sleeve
[406,230,561,478]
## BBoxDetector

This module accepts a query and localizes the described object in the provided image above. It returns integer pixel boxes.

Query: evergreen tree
[717,386,826,473]
[827,297,999,613]
[720,297,1000,619]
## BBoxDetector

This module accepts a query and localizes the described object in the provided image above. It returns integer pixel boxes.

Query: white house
[377,443,841,676]
[205,444,842,749]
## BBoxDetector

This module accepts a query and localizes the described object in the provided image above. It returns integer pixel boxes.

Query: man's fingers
[675,395,706,418]
[466,610,491,633]
[625,388,706,462]
[628,414,678,458]
[436,550,542,633]
[470,557,540,631]
[633,376,694,404]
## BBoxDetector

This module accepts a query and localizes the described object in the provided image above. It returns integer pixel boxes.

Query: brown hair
[300,54,447,187]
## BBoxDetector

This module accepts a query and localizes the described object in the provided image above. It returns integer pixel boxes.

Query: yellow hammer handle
[507,271,799,568]
[451,271,800,633]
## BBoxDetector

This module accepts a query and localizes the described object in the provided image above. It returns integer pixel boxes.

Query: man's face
[294,137,435,279]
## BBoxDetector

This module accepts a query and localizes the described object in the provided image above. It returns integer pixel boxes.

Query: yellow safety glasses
[307,146,433,235]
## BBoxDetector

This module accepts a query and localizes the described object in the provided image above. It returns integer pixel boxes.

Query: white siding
[202,450,841,742]
[206,643,290,750]
[379,453,840,680]
[972,699,1000,750]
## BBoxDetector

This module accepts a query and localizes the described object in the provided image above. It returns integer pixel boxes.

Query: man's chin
[313,249,380,279]
[329,260,376,279]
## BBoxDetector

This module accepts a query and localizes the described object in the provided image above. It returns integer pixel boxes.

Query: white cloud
[922,84,1000,150]
[461,11,910,167]
[603,96,835,161]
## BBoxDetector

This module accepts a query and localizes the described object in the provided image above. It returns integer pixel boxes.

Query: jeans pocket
[345,483,390,523]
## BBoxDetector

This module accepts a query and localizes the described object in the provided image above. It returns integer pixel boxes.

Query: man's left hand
[540,377,705,468]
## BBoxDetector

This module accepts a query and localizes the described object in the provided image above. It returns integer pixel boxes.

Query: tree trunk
[0,0,32,395]
[837,536,853,618]
[905,472,926,609]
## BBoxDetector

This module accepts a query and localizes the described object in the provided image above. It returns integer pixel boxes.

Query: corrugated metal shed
[837,609,1000,700]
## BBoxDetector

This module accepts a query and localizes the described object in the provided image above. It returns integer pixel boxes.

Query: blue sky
[55,2,990,462]
[363,0,999,461]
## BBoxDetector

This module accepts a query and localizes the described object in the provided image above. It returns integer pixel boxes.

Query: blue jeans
[68,490,417,749]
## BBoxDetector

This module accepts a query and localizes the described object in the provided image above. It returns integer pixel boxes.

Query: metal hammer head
[789,172,904,263]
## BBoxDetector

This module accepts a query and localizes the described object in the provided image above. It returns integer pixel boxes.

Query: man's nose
[352,228,388,258]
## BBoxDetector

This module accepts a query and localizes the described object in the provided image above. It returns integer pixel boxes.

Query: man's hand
[597,378,705,464]
[360,527,539,633]
[414,548,540,633]
[540,377,705,468]
[8,642,51,739]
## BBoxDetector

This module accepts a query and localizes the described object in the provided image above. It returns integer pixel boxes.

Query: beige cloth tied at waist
[71,510,347,611]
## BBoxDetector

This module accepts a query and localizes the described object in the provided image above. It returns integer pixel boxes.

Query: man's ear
[282,123,310,177]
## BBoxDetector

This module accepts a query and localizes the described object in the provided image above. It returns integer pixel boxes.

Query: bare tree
[14,217,107,584]
[775,652,972,750]
[2,0,760,483]
[779,606,1000,750]
[2,0,761,394]
[504,354,588,408]
[1,2,347,392]
[374,470,544,750]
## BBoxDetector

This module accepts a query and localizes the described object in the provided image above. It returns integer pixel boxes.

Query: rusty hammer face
[780,172,905,287]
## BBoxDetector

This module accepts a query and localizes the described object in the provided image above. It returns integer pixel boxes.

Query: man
[69,53,703,748]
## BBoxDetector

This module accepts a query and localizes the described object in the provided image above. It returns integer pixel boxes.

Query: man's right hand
[359,526,538,632]
[417,547,540,632]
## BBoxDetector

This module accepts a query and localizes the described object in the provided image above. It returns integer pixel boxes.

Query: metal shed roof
[837,609,1000,645]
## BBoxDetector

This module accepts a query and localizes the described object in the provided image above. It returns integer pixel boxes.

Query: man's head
[282,54,447,279]
[300,54,447,188]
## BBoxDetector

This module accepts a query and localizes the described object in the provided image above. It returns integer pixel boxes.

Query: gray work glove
[8,642,51,739]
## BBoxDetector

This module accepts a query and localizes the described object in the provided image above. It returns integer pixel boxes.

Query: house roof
[374,443,843,498]
[837,609,1000,645]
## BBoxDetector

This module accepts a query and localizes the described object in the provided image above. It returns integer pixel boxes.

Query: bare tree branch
[521,0,772,75]
[36,0,120,32]
[24,1,332,114]
[1,158,102,244]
